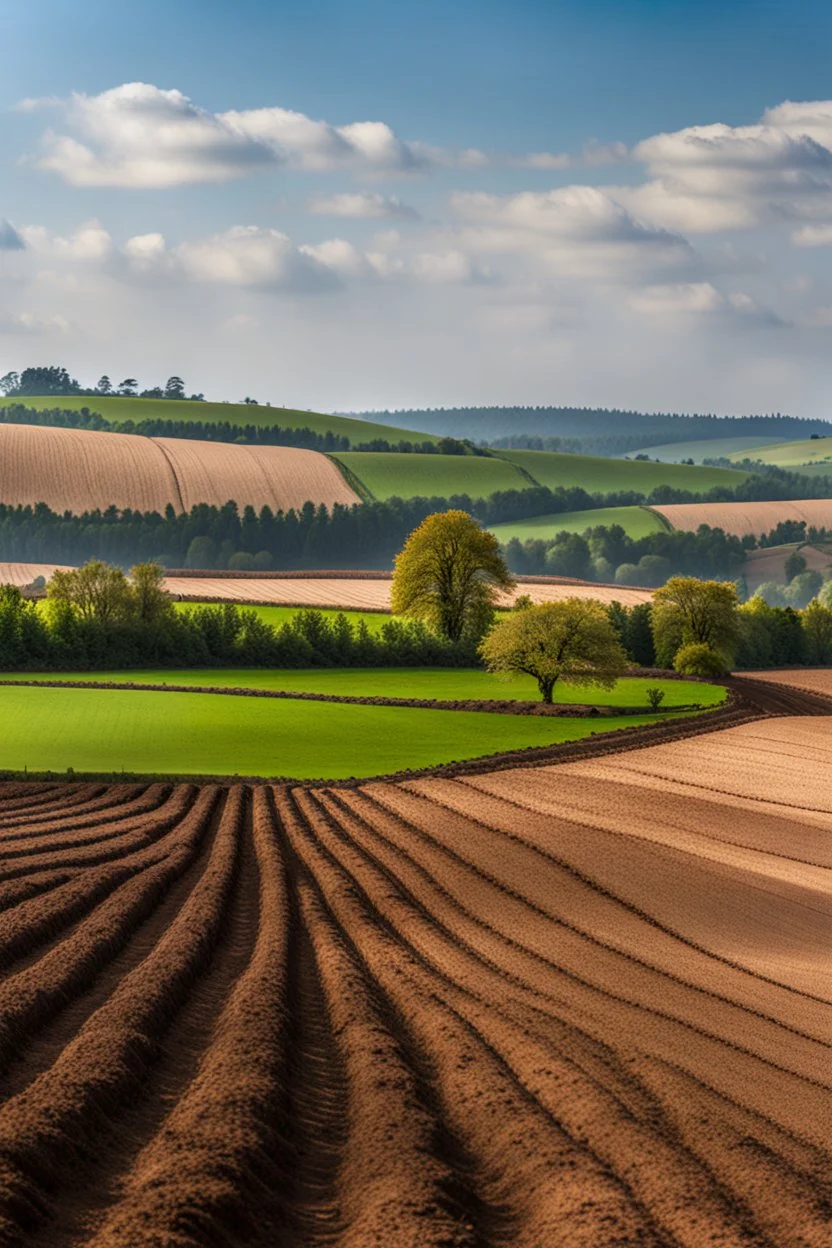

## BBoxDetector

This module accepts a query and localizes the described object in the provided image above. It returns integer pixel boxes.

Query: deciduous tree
[479,598,628,703]
[651,577,739,668]
[392,510,515,643]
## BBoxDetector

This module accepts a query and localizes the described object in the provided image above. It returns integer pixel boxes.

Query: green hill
[634,436,786,463]
[492,449,748,493]
[0,394,434,447]
[728,437,832,470]
[490,506,667,543]
[332,451,529,500]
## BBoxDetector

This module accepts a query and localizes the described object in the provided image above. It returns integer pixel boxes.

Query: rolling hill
[0,423,360,514]
[728,436,832,470]
[0,394,433,447]
[331,451,530,500]
[491,449,748,493]
[652,498,832,538]
[633,435,788,463]
[489,505,667,543]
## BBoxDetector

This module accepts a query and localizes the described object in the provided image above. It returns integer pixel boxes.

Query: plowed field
[1,715,829,1245]
[652,498,832,538]
[164,575,654,608]
[0,423,360,514]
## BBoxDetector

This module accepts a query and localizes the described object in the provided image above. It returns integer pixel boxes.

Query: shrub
[673,642,727,677]
[646,687,666,710]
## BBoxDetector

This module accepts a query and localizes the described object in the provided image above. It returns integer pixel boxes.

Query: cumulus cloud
[612,103,832,234]
[21,82,626,188]
[308,191,419,219]
[629,281,785,326]
[451,186,698,281]
[0,220,25,251]
[19,219,112,262]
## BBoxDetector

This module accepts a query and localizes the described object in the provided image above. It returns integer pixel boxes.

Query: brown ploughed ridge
[0,707,830,1244]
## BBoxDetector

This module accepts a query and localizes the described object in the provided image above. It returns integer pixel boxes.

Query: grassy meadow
[332,451,529,500]
[0,684,682,778]
[489,505,667,543]
[172,603,392,631]
[492,449,747,493]
[0,395,429,446]
[727,437,832,469]
[10,670,726,707]
[633,436,787,463]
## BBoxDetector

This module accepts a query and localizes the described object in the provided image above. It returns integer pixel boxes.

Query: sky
[2,0,832,418]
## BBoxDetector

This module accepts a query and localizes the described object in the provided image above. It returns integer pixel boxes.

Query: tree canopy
[391,510,515,642]
[479,598,628,703]
[651,576,739,667]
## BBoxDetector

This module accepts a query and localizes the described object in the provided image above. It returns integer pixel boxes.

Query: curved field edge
[0,692,759,786]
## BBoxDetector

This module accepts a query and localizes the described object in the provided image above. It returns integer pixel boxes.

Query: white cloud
[308,191,419,219]
[409,249,489,283]
[792,223,832,246]
[168,226,336,291]
[451,186,698,281]
[19,219,112,262]
[0,220,25,251]
[630,281,785,327]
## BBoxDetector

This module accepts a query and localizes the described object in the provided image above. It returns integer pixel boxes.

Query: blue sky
[2,0,832,416]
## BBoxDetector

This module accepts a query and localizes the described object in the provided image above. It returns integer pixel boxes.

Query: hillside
[332,451,530,500]
[492,449,747,493]
[633,435,787,463]
[490,505,666,543]
[0,394,433,447]
[652,498,832,538]
[728,436,832,470]
[0,423,360,514]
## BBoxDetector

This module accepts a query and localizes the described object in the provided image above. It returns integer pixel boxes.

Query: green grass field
[0,685,679,778]
[12,670,725,707]
[633,436,786,464]
[727,437,832,469]
[0,395,431,447]
[172,603,392,631]
[490,505,667,543]
[332,452,529,501]
[492,449,747,494]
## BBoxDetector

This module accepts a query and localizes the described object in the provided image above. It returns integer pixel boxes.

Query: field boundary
[0,677,711,717]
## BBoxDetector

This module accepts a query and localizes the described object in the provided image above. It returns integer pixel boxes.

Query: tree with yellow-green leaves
[651,576,739,670]
[391,510,515,643]
[479,598,628,703]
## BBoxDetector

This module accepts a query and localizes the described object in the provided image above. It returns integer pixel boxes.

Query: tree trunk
[539,678,555,704]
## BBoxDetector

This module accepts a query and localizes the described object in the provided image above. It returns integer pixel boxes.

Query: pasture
[728,436,832,468]
[332,451,529,500]
[633,435,786,463]
[489,504,667,542]
[493,448,747,493]
[0,394,429,445]
[11,669,727,707]
[0,684,673,778]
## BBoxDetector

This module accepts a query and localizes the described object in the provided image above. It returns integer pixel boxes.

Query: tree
[0,371,20,396]
[185,536,217,570]
[801,600,832,663]
[651,577,739,668]
[96,374,113,395]
[391,510,515,643]
[673,642,728,677]
[784,551,807,583]
[165,376,186,400]
[16,365,80,396]
[130,562,172,625]
[46,560,132,623]
[117,378,138,397]
[785,569,822,608]
[646,687,665,710]
[479,599,628,703]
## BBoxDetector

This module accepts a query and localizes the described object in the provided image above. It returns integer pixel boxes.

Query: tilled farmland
[1,718,831,1246]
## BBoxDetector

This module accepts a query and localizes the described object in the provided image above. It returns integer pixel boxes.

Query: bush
[646,687,666,710]
[673,642,728,677]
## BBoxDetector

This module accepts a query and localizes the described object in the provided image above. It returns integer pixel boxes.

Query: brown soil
[0,715,830,1245]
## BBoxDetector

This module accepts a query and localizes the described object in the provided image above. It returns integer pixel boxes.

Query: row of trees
[0,367,204,402]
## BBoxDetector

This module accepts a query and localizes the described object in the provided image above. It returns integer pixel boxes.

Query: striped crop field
[0,710,829,1244]
[0,423,360,514]
[652,498,832,538]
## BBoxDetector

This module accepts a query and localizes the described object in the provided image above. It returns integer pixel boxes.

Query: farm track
[0,703,830,1245]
